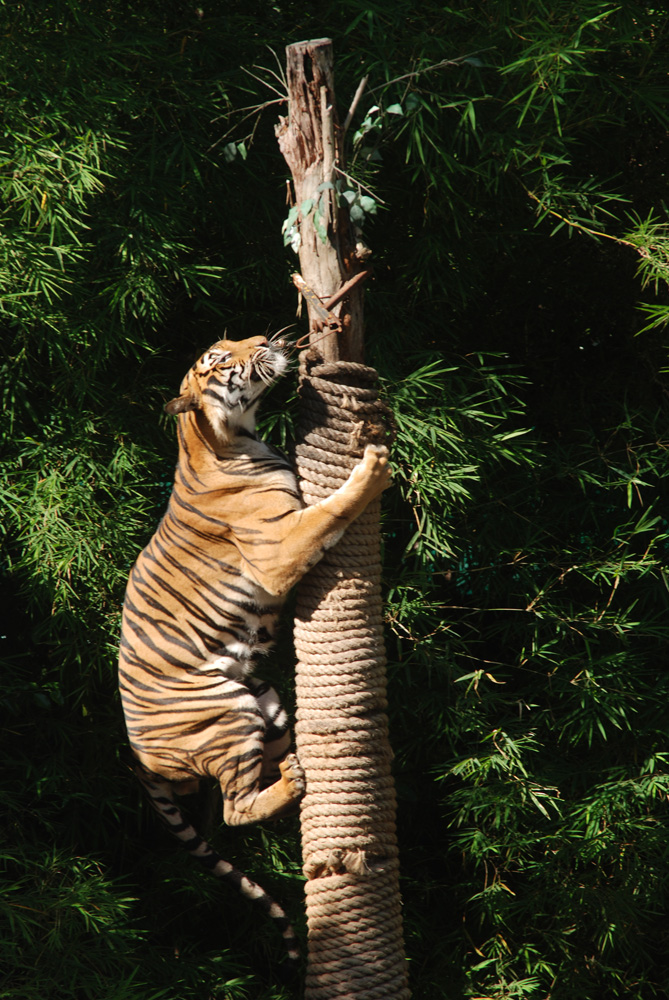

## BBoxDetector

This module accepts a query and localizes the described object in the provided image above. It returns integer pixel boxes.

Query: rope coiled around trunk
[294,350,410,1000]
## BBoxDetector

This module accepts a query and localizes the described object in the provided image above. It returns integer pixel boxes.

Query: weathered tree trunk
[276,38,365,364]
[276,39,411,1000]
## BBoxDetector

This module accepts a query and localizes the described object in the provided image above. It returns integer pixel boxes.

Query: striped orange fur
[118,334,390,963]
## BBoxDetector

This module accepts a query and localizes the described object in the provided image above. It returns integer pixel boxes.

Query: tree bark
[275,38,365,364]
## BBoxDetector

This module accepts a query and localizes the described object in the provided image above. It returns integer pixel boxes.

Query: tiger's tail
[136,764,300,966]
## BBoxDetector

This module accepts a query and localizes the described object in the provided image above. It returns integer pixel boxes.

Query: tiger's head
[165,335,288,441]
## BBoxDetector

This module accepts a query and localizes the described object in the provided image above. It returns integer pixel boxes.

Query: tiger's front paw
[354,444,392,498]
[279,752,305,801]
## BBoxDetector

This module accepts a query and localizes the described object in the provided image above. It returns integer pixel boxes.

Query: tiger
[118,333,391,964]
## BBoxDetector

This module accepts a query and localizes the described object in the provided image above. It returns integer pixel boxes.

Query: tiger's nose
[251,336,268,348]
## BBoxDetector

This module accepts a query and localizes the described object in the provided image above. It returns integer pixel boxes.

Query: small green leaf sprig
[281,178,379,253]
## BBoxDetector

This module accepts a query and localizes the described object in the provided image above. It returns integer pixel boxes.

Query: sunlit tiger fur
[118,334,390,964]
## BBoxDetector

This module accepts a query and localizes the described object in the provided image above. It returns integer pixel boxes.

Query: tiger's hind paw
[279,752,305,801]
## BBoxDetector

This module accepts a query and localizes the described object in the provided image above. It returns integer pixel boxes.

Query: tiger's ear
[164,393,200,416]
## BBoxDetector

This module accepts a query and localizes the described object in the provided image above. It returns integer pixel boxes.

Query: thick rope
[294,351,410,1000]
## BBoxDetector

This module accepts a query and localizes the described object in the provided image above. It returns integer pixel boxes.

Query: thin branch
[210,97,284,128]
[208,98,285,152]
[322,270,370,311]
[367,48,494,94]
[524,187,637,249]
[342,75,369,137]
[334,165,387,206]
[265,45,288,90]
[240,65,286,100]
[321,87,335,228]
[254,63,288,96]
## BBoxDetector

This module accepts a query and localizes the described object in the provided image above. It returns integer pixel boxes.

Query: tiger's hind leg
[133,762,300,964]
[205,677,303,826]
[221,750,305,827]
[245,677,292,790]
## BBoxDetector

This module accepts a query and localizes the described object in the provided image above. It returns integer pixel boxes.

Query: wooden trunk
[275,38,365,364]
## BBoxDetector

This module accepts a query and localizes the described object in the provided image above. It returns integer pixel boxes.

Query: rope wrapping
[294,350,410,1000]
